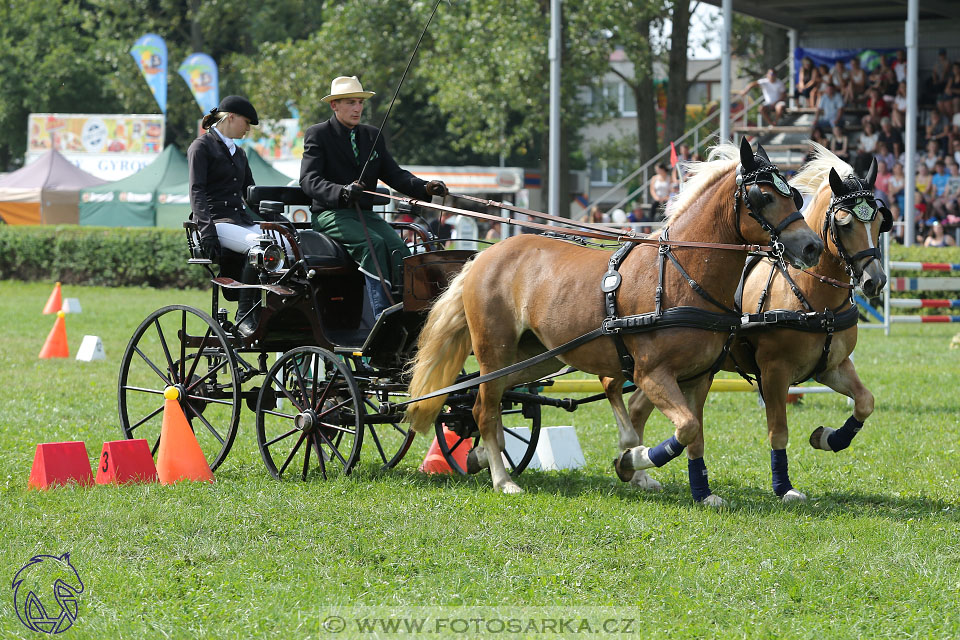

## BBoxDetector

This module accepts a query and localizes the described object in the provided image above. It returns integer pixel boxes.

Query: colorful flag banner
[130,34,168,114]
[178,53,219,114]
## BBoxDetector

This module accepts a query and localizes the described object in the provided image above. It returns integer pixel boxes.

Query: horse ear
[757,143,771,163]
[829,168,845,195]
[865,156,878,187]
[739,137,754,170]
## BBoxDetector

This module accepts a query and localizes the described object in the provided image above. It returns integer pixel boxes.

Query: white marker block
[76,335,105,361]
[502,426,541,470]
[62,298,82,313]
[534,426,585,471]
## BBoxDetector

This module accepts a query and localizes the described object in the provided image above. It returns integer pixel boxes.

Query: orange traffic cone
[419,424,470,474]
[39,311,69,359]
[155,387,214,484]
[42,282,62,314]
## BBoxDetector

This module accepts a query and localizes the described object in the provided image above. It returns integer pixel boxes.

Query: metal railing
[587,57,792,215]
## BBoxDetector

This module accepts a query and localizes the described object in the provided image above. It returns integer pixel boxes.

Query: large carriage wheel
[255,347,363,480]
[435,392,542,476]
[360,386,416,470]
[118,305,241,471]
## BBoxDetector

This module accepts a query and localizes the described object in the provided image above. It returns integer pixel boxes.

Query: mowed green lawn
[1,280,959,639]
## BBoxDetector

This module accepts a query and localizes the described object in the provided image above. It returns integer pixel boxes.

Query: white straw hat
[321,76,375,103]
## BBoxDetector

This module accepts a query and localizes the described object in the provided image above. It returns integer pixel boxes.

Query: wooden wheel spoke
[316,429,350,466]
[184,328,213,386]
[153,318,178,383]
[185,402,225,445]
[503,426,531,445]
[267,370,306,412]
[502,447,517,469]
[312,369,341,412]
[179,310,187,382]
[301,436,311,480]
[315,398,351,421]
[186,394,232,406]
[128,404,164,431]
[447,436,470,454]
[314,433,328,480]
[185,356,229,393]
[291,356,311,407]
[133,346,173,387]
[278,432,307,478]
[265,427,299,448]
[367,424,389,463]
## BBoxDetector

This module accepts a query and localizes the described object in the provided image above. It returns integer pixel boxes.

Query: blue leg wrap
[648,435,685,467]
[827,415,864,452]
[688,457,711,502]
[771,449,793,497]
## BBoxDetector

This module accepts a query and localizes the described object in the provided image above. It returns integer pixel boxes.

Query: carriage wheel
[118,305,241,471]
[360,388,416,470]
[435,393,542,476]
[255,347,363,480]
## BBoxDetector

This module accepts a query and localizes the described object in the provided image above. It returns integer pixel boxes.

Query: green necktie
[350,128,359,163]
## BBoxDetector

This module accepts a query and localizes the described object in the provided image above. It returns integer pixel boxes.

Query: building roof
[698,0,960,30]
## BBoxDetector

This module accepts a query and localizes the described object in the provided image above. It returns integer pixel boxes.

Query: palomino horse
[615,144,890,501]
[405,139,824,502]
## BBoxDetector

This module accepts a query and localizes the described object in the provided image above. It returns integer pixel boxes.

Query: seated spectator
[891,82,908,130]
[817,63,833,97]
[874,141,895,175]
[585,204,607,224]
[939,62,960,117]
[932,160,950,197]
[927,49,950,107]
[873,159,891,203]
[932,160,960,221]
[877,117,903,158]
[627,202,643,223]
[889,162,906,215]
[796,57,819,107]
[830,60,850,101]
[739,69,787,125]
[816,83,845,131]
[848,57,867,104]
[922,139,943,171]
[915,164,935,211]
[863,88,890,128]
[829,124,850,163]
[927,111,950,155]
[855,120,879,173]
[924,221,955,247]
[648,164,672,220]
[892,50,907,84]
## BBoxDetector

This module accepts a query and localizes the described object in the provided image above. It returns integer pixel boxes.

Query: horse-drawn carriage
[116,185,556,480]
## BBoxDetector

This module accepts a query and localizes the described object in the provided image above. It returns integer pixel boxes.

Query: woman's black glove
[425,180,448,197]
[200,236,222,262]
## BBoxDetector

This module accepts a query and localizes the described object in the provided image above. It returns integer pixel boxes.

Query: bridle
[823,182,892,284]
[733,160,806,258]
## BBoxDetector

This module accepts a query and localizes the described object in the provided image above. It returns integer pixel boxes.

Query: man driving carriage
[299,75,448,318]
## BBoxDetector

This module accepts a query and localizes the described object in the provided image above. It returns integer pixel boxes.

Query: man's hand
[340,181,365,205]
[200,236,222,262]
[425,180,448,197]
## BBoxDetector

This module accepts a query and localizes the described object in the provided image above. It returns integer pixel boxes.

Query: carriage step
[211,277,297,296]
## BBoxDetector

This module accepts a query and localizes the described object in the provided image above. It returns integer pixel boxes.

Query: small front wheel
[256,347,364,480]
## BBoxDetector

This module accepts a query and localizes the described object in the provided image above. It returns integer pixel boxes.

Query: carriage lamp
[248,242,286,273]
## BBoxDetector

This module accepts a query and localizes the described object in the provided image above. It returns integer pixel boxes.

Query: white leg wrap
[701,494,726,508]
[781,488,807,503]
[819,427,836,451]
[627,446,654,470]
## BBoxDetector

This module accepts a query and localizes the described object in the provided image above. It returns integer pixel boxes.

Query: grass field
[1,280,959,639]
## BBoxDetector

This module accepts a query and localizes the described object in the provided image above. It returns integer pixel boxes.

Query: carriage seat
[296,230,356,269]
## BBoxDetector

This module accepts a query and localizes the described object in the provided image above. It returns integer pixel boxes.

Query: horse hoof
[700,494,726,508]
[466,447,488,474]
[809,426,835,451]
[629,470,663,492]
[613,456,634,482]
[498,482,524,495]
[781,489,807,503]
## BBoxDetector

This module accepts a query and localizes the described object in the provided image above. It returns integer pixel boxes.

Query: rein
[369,190,776,254]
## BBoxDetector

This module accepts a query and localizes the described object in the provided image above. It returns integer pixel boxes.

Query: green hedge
[0,226,207,289]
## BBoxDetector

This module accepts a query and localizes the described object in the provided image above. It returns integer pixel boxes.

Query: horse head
[737,137,823,269]
[825,157,890,297]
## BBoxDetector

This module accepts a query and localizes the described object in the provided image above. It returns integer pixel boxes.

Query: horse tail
[404,259,475,434]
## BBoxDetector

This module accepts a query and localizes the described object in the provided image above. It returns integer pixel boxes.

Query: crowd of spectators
[800,48,960,245]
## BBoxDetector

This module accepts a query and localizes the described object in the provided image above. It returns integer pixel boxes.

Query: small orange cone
[419,424,470,474]
[39,311,69,359]
[42,282,62,314]
[155,387,214,484]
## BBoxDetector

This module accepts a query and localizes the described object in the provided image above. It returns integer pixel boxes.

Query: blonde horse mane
[662,143,740,225]
[792,142,855,198]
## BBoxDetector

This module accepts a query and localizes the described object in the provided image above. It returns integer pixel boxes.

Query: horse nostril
[802,241,822,263]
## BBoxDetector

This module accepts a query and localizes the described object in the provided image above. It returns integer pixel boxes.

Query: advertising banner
[178,53,219,114]
[130,34,168,114]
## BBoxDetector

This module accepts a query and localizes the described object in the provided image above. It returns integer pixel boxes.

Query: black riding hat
[201,95,259,129]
